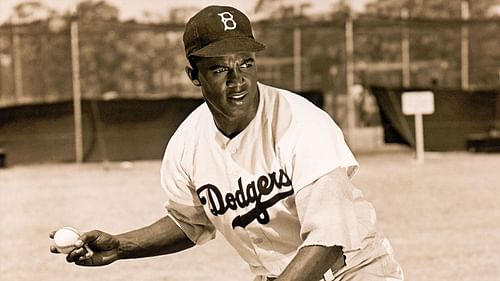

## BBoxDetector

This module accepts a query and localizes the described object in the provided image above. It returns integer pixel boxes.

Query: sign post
[402,91,435,163]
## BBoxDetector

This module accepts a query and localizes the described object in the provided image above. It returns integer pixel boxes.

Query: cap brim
[190,37,266,57]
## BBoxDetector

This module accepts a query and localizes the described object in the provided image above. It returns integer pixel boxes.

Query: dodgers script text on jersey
[197,168,294,228]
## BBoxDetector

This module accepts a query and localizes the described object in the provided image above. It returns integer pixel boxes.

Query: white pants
[255,235,404,281]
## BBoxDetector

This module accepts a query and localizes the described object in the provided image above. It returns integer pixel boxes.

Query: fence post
[70,16,83,163]
[293,4,302,91]
[401,7,411,88]
[345,12,356,143]
[461,0,470,90]
[12,18,23,102]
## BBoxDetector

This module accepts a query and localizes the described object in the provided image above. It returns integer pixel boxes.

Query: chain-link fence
[0,16,499,126]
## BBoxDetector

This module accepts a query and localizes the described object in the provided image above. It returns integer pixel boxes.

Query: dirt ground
[1,150,499,281]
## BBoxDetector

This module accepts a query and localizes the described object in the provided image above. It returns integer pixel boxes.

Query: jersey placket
[246,225,284,274]
[224,139,284,274]
[223,140,266,266]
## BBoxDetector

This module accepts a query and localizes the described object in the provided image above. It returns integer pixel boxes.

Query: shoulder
[170,102,209,140]
[161,102,210,179]
[258,83,339,135]
[165,102,210,154]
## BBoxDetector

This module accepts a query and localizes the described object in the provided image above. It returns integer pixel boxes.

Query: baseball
[53,227,81,254]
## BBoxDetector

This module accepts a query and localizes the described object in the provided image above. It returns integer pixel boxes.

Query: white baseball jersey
[160,83,403,280]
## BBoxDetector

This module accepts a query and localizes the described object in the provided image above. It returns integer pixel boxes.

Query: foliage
[0,0,498,109]
[365,0,500,18]
[11,1,58,23]
[0,0,195,105]
[78,20,187,97]
[76,0,119,21]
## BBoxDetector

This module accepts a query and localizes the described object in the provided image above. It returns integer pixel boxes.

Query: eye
[212,66,228,74]
[240,61,254,69]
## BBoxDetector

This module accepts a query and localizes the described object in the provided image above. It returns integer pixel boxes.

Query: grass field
[1,150,499,281]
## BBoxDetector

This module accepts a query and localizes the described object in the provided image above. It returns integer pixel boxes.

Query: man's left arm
[275,244,344,281]
[276,167,361,281]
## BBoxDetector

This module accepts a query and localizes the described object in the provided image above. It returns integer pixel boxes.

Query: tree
[76,0,186,97]
[76,0,119,21]
[10,1,57,23]
[365,0,500,18]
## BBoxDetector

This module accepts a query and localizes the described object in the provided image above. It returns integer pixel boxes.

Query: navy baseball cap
[183,5,266,58]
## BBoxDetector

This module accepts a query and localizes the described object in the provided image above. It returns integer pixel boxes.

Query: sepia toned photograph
[1,0,499,280]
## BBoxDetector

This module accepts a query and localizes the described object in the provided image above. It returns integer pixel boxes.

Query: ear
[185,66,201,87]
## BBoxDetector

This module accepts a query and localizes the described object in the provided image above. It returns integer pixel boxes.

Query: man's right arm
[54,215,195,266]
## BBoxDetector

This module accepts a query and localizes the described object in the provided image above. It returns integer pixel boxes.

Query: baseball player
[50,6,404,281]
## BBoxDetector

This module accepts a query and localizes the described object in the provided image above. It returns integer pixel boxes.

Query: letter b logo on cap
[218,12,237,31]
[183,6,265,57]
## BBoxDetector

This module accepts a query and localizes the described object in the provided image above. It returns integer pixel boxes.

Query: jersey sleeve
[160,128,200,206]
[166,201,216,245]
[295,168,376,252]
[278,105,358,192]
[160,127,216,244]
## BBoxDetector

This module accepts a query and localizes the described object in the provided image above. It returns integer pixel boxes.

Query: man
[50,6,404,281]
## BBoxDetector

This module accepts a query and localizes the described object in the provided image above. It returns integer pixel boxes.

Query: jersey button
[230,148,237,154]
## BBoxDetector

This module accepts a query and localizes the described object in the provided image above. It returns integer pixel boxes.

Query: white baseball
[53,227,81,254]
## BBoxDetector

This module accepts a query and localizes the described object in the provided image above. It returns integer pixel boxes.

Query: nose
[226,68,244,88]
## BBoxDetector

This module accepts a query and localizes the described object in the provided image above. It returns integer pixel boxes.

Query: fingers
[75,255,95,266]
[50,228,90,263]
[75,239,84,248]
[84,244,94,257]
[65,230,105,264]
[49,230,83,254]
[74,249,117,266]
[66,245,95,262]
[49,230,59,254]
[79,230,102,246]
[50,229,119,266]
[74,252,103,266]
[49,240,89,264]
[66,246,85,263]
[50,244,60,254]
[80,230,119,250]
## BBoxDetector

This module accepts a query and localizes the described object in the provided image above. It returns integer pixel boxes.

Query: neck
[214,95,259,139]
[214,115,250,139]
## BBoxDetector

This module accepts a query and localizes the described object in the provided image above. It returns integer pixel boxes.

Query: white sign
[402,91,435,115]
[401,91,435,164]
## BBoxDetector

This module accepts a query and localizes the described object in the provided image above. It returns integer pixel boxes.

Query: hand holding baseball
[50,228,120,266]
[51,227,82,254]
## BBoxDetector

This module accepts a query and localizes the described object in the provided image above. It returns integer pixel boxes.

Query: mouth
[228,91,248,101]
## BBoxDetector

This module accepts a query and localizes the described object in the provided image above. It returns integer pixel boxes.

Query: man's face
[192,52,259,130]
